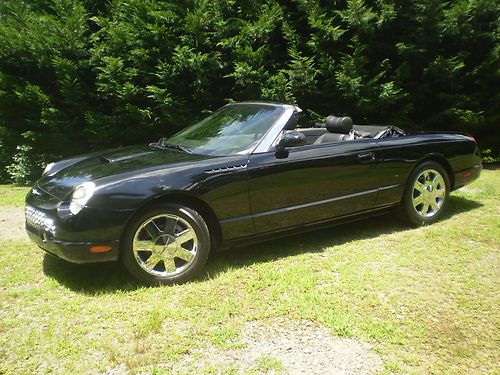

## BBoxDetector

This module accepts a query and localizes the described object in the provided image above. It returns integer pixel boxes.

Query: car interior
[296,115,406,145]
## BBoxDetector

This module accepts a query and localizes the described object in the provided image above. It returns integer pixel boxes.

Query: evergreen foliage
[0,0,498,182]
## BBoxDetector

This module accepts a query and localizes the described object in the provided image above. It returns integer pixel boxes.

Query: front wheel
[401,161,450,226]
[121,204,211,285]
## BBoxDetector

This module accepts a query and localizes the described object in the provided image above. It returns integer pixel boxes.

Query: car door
[247,139,381,233]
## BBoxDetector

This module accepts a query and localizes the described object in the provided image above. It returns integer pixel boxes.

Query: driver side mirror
[276,130,306,154]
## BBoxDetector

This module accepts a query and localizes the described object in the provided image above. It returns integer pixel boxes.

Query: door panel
[247,140,381,233]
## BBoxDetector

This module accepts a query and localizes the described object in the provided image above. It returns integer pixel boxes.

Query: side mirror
[276,130,306,151]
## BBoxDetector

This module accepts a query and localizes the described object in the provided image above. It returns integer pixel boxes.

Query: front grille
[25,206,55,232]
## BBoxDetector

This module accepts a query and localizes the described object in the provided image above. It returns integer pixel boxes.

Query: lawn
[0,184,30,206]
[0,170,498,374]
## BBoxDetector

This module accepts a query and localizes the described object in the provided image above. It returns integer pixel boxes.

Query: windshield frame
[165,102,299,157]
[251,104,298,153]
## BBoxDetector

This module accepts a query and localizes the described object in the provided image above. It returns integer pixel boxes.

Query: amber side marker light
[463,171,472,177]
[90,245,112,253]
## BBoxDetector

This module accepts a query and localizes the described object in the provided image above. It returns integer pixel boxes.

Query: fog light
[90,245,112,253]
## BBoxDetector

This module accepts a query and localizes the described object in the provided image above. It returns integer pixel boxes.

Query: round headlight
[69,182,96,215]
[42,162,55,176]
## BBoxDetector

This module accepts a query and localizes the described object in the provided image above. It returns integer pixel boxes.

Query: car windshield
[165,103,285,156]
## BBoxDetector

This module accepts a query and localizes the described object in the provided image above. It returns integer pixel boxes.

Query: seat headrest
[325,116,353,134]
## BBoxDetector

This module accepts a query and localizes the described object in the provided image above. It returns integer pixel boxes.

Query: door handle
[358,152,376,163]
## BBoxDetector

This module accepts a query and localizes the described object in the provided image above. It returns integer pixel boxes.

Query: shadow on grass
[483,162,499,170]
[206,195,483,278]
[42,255,141,294]
[42,195,482,294]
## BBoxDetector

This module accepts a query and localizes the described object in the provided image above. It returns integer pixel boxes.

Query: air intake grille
[205,164,247,174]
[25,206,55,232]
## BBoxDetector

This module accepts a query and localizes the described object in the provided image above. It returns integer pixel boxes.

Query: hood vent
[100,151,153,164]
[205,164,247,174]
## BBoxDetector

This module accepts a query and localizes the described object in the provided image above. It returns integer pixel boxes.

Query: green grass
[251,355,285,374]
[0,171,498,374]
[0,184,30,206]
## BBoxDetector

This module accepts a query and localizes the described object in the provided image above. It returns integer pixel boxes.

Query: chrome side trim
[379,184,400,191]
[220,184,400,224]
[251,188,378,219]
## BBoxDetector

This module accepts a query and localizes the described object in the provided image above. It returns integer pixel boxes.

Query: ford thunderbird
[25,102,482,284]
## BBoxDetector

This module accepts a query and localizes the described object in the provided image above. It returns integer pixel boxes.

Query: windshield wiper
[151,138,193,154]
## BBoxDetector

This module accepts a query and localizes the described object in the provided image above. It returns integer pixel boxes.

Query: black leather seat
[313,116,353,144]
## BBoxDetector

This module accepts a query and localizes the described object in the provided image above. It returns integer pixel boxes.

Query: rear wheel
[121,204,210,285]
[401,161,450,226]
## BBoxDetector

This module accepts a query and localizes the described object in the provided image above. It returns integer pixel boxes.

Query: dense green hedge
[0,0,498,183]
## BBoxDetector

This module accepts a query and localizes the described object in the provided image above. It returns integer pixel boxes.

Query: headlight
[42,162,55,176]
[69,182,96,215]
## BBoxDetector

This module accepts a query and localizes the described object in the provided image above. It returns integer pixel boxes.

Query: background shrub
[5,145,44,184]
[0,0,498,183]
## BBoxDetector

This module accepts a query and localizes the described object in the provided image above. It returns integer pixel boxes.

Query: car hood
[37,145,213,199]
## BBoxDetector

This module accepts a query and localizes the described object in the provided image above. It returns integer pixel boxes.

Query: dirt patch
[0,206,27,241]
[176,317,383,374]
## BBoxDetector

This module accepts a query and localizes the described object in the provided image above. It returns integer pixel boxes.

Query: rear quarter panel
[375,133,481,205]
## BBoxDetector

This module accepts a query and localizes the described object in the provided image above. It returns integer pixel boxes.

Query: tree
[0,0,498,182]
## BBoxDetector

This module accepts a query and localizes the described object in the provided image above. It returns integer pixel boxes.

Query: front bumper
[26,224,119,263]
[25,186,134,264]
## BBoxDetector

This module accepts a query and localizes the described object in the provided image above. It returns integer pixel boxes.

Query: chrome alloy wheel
[132,214,198,277]
[412,169,446,218]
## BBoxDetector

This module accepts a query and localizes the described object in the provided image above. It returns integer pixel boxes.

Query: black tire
[121,203,210,285]
[400,161,451,226]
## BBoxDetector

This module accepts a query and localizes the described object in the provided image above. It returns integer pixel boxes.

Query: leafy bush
[0,0,498,182]
[481,149,500,164]
[6,145,44,185]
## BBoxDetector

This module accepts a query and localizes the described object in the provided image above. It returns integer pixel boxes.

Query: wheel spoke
[414,181,426,193]
[164,258,177,273]
[430,199,440,213]
[420,203,430,215]
[174,248,195,262]
[432,175,443,189]
[134,239,152,252]
[176,228,194,245]
[144,253,162,269]
[434,189,445,199]
[413,194,425,206]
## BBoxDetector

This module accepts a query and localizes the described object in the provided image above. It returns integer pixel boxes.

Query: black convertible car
[25,102,482,284]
